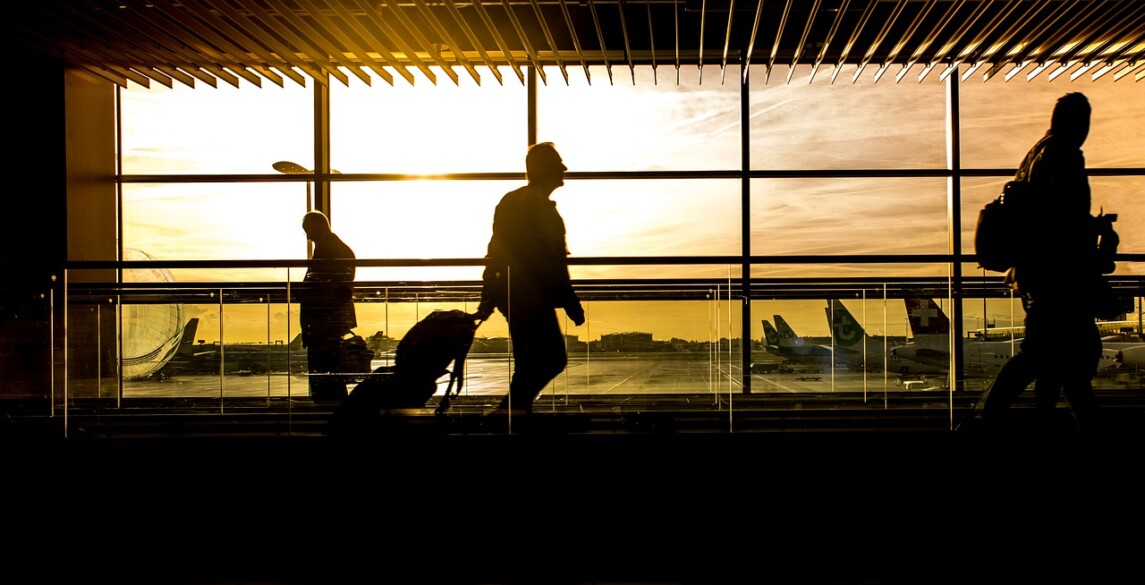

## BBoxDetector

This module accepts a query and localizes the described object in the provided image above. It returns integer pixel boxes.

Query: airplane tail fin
[825,299,869,351]
[773,315,799,341]
[904,297,950,337]
[176,318,199,356]
[288,332,304,351]
[762,320,780,347]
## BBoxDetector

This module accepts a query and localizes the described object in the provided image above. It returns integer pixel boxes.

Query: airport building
[2,2,1144,582]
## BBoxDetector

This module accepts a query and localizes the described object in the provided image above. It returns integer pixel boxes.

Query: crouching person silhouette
[299,211,357,402]
[474,142,585,415]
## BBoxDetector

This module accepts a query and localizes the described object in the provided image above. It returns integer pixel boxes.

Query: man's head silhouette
[525,142,566,190]
[302,210,331,241]
[1051,92,1090,149]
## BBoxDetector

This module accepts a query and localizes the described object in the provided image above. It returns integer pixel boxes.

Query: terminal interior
[2,2,1144,583]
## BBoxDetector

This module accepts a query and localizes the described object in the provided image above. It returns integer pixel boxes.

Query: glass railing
[42,257,1145,437]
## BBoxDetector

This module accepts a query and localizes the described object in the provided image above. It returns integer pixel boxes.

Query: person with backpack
[962,92,1108,432]
[299,210,358,401]
[474,142,586,415]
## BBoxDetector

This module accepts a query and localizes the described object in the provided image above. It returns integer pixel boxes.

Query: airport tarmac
[116,352,960,400]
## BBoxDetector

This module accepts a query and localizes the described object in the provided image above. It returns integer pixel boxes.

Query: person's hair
[1051,92,1090,134]
[526,142,561,183]
[302,210,331,232]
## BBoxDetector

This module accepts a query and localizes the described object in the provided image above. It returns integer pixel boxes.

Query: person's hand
[566,303,585,326]
[472,302,494,322]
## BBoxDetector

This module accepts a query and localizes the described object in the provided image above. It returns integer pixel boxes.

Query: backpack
[974,180,1032,273]
[328,310,479,438]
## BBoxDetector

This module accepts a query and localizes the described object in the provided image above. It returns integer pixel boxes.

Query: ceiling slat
[181,0,303,87]
[898,0,968,82]
[809,0,851,84]
[411,0,483,85]
[617,0,635,84]
[742,0,767,83]
[147,0,265,87]
[985,0,1073,82]
[587,0,614,84]
[260,0,371,86]
[529,0,570,84]
[323,0,415,85]
[873,0,938,83]
[1046,1,1144,81]
[720,0,736,84]
[645,1,657,84]
[957,0,1047,82]
[301,0,398,85]
[5,0,1143,87]
[193,0,318,86]
[499,0,548,85]
[55,0,227,88]
[378,0,460,85]
[351,0,440,85]
[559,0,593,84]
[852,0,910,83]
[443,0,506,85]
[465,0,526,84]
[767,0,797,84]
[831,0,881,83]
[787,0,823,84]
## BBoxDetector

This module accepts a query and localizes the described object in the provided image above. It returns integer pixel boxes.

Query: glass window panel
[960,76,1145,169]
[334,178,743,281]
[122,183,308,281]
[961,176,1145,276]
[120,84,313,174]
[750,177,949,257]
[329,67,526,174]
[537,65,742,171]
[748,64,947,170]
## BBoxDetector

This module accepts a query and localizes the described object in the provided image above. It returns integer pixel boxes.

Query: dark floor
[7,417,1145,585]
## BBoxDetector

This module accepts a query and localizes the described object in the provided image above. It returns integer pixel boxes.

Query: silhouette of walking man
[474,142,585,414]
[965,93,1106,432]
[299,210,357,402]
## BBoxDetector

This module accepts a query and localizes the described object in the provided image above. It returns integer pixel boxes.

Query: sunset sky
[116,64,1144,345]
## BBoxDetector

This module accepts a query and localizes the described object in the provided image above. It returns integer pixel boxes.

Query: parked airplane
[893,298,1014,376]
[824,299,945,375]
[1114,345,1145,371]
[769,315,834,361]
[150,318,315,379]
[893,297,1132,376]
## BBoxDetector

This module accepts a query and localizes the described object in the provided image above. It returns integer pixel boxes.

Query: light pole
[274,161,341,258]
[273,161,314,212]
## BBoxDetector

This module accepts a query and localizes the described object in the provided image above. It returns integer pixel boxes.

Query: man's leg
[976,351,1037,422]
[308,335,347,401]
[1060,319,1103,429]
[503,309,567,412]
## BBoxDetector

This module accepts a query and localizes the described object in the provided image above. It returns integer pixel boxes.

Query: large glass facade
[93,64,1145,433]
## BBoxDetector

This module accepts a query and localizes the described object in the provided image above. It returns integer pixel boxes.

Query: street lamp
[275,161,340,257]
[273,161,315,212]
